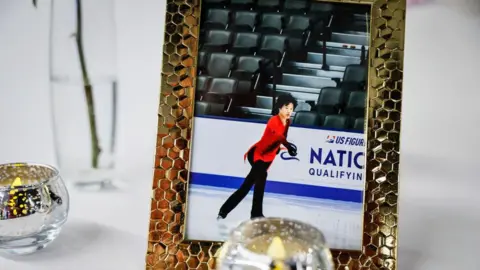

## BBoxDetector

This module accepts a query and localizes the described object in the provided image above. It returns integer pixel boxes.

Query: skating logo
[326,135,336,144]
[325,135,365,147]
[280,144,299,161]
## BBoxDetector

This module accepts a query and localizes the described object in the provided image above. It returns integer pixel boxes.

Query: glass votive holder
[216,217,335,270]
[0,163,69,255]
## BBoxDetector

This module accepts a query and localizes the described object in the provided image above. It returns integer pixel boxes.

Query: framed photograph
[146,0,404,269]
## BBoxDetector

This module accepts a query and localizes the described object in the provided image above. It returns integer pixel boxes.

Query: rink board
[189,116,366,203]
[185,184,363,250]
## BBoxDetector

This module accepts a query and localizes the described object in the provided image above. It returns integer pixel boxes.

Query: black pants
[218,147,271,218]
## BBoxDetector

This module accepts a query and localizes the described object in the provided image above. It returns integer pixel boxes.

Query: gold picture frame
[146,0,405,268]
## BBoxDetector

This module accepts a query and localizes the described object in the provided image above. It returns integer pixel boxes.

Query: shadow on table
[398,247,427,270]
[398,198,480,270]
[1,219,133,262]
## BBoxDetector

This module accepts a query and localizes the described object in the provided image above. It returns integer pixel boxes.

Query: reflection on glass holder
[216,217,334,270]
[0,163,69,255]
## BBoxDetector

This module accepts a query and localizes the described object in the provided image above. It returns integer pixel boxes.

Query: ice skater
[217,93,299,221]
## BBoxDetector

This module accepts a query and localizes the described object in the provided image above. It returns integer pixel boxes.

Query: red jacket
[245,115,290,163]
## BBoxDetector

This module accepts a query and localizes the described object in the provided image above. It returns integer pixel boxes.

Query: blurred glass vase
[49,0,118,189]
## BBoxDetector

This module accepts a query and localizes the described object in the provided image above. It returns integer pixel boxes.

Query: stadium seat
[203,0,229,9]
[195,100,209,115]
[202,30,234,53]
[256,0,281,12]
[283,0,309,14]
[196,75,212,96]
[207,77,239,95]
[309,2,334,23]
[307,3,334,42]
[307,23,326,46]
[332,5,370,32]
[256,35,288,83]
[204,78,239,111]
[195,101,225,116]
[352,117,365,132]
[293,111,319,126]
[343,64,367,84]
[334,64,367,96]
[204,52,236,78]
[257,35,288,66]
[255,13,285,34]
[323,114,349,130]
[231,56,264,93]
[283,15,311,38]
[282,15,311,59]
[229,11,259,32]
[203,9,231,31]
[295,102,312,112]
[230,32,261,56]
[230,0,256,10]
[256,95,273,109]
[344,91,366,118]
[197,51,208,74]
[316,87,344,115]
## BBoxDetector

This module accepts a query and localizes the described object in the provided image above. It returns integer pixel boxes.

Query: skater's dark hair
[272,93,297,115]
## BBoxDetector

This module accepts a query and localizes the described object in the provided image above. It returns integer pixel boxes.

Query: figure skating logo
[280,143,299,161]
[326,135,336,144]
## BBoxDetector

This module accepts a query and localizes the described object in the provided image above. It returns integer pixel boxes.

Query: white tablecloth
[1,1,479,269]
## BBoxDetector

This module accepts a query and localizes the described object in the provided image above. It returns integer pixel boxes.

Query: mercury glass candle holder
[0,163,69,255]
[216,217,335,270]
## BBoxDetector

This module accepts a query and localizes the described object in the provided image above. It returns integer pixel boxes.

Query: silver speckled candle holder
[216,217,335,270]
[0,163,69,255]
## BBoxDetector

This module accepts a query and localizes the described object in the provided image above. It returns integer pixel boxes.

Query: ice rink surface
[185,184,363,250]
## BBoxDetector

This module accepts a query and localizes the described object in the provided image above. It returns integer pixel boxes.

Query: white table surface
[1,1,479,269]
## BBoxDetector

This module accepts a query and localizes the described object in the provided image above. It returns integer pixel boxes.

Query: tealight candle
[267,236,286,261]
[216,217,334,270]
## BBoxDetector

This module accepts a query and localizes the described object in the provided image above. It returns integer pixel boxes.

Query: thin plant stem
[75,0,102,168]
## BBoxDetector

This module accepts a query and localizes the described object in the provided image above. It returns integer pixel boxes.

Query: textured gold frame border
[146,0,405,268]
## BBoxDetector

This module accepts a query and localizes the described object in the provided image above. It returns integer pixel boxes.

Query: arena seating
[323,114,349,130]
[230,55,263,94]
[230,32,262,55]
[203,9,231,31]
[256,0,282,12]
[352,117,365,131]
[230,0,257,11]
[229,11,258,32]
[284,0,309,14]
[195,0,370,132]
[293,111,320,126]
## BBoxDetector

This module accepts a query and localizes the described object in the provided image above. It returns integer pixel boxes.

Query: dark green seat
[345,91,366,118]
[202,30,234,53]
[195,101,225,116]
[293,111,320,126]
[323,114,349,130]
[230,0,256,11]
[283,0,309,14]
[352,117,365,132]
[316,87,344,115]
[256,0,281,12]
[204,52,236,78]
[340,64,367,93]
[230,32,261,56]
[204,9,231,31]
[229,11,258,32]
[256,13,285,34]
